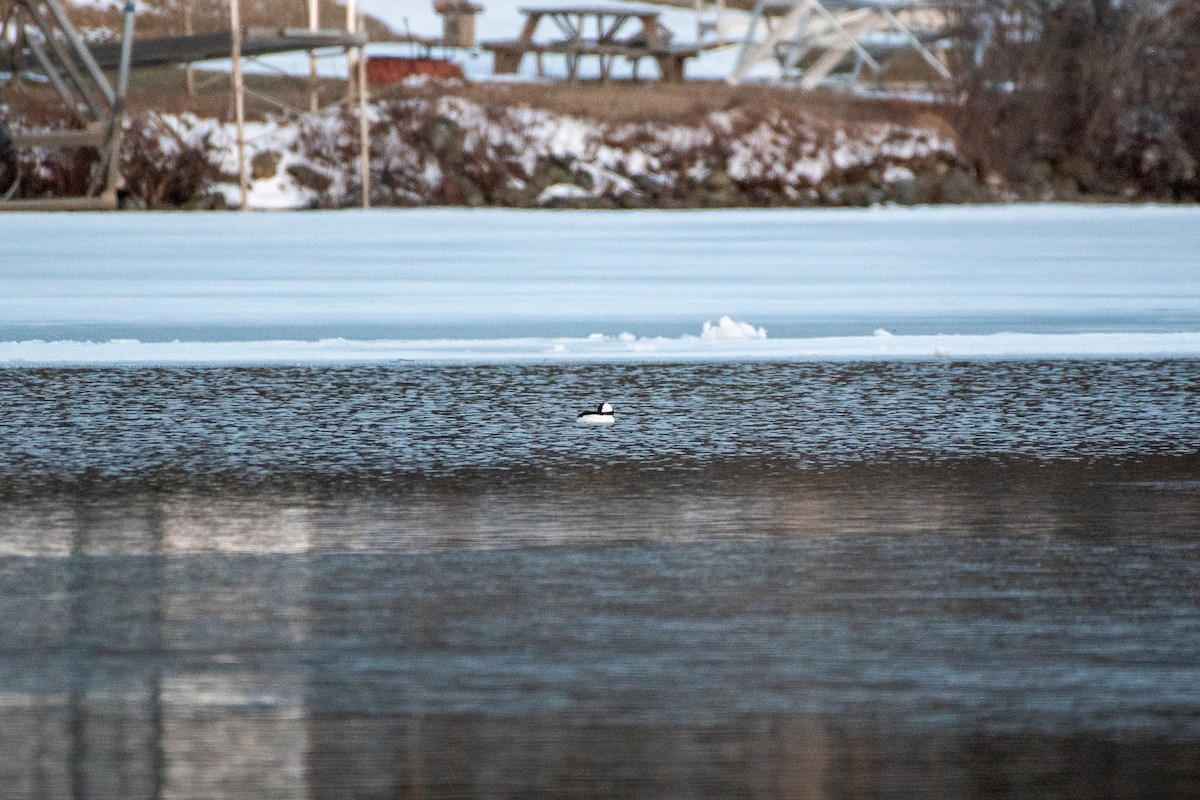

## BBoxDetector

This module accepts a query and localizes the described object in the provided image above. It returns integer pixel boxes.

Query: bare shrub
[945,0,1199,199]
[0,108,223,205]
[119,113,225,207]
[14,145,97,198]
[0,120,17,197]
[0,105,98,198]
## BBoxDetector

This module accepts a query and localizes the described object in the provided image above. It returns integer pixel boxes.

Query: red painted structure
[366,56,465,85]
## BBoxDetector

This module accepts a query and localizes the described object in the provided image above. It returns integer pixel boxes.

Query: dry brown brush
[0,108,225,206]
[945,0,1200,200]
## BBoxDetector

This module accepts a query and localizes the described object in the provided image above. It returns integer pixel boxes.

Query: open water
[1,359,1199,799]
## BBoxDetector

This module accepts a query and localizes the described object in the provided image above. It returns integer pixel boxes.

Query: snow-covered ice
[1,205,1197,365]
[701,316,767,341]
[4,330,1200,365]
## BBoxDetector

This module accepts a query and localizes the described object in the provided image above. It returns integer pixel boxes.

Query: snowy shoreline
[5,331,1200,366]
[9,88,1188,209]
[10,96,979,210]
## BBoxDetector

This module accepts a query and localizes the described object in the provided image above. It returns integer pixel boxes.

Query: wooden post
[517,11,540,48]
[356,30,370,209]
[184,0,196,97]
[230,0,249,210]
[345,0,358,101]
[308,0,319,112]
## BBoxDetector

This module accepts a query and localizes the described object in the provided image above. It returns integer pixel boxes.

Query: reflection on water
[1,472,1198,798]
[2,361,1199,797]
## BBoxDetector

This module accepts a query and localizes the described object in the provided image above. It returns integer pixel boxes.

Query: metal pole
[230,0,249,210]
[101,0,136,198]
[22,2,107,116]
[41,0,115,105]
[116,2,135,101]
[356,35,370,209]
[22,28,78,109]
[728,0,767,84]
[881,8,951,80]
[806,1,880,72]
[308,0,319,112]
[730,0,813,84]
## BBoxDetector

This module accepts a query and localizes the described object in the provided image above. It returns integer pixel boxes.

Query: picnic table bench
[483,5,698,81]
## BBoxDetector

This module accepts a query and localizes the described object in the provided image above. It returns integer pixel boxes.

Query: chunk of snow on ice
[702,316,767,341]
[587,333,605,342]
[933,345,951,358]
[873,328,893,338]
[617,332,637,343]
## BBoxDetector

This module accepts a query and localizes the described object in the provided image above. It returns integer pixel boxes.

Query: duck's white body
[577,401,615,425]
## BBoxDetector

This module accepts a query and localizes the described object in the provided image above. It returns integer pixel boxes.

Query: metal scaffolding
[727,0,952,88]
[1,0,371,210]
[224,0,370,209]
[0,0,136,209]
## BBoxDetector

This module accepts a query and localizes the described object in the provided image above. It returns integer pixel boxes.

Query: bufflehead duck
[577,401,615,424]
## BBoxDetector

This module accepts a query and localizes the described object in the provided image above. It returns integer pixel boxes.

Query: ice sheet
[3,330,1200,365]
[1,205,1197,363]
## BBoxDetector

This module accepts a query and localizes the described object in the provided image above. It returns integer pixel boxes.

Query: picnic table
[483,5,698,81]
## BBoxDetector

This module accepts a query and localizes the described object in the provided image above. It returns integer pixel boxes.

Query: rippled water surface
[1,361,1199,798]
[2,360,1198,487]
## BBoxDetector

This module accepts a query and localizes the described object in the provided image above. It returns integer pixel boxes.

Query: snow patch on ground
[149,114,317,209]
[537,183,590,204]
[129,96,956,209]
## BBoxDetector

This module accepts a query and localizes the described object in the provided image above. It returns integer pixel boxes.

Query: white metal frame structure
[694,0,735,46]
[2,0,371,210]
[727,0,951,88]
[0,0,136,209]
